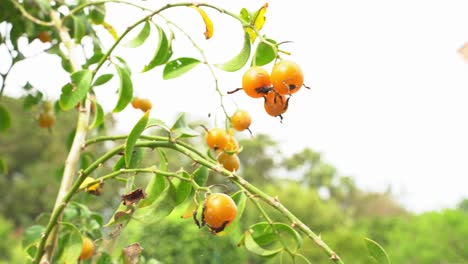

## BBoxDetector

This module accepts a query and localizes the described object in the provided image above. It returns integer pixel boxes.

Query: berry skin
[37,31,51,43]
[231,110,251,132]
[206,128,228,150]
[78,236,95,260]
[202,193,237,233]
[271,60,304,95]
[137,98,152,112]
[131,98,152,113]
[38,112,55,128]
[242,66,272,98]
[264,91,288,118]
[217,152,240,172]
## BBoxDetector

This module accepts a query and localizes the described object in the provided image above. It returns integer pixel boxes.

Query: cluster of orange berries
[205,109,252,172]
[239,60,306,121]
[131,97,152,113]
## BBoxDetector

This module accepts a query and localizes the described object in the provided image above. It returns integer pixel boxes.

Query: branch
[9,0,54,26]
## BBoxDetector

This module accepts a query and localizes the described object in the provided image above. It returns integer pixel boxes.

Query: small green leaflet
[90,4,106,25]
[215,33,251,72]
[170,112,199,139]
[0,104,11,133]
[174,171,192,205]
[163,57,200,80]
[113,63,133,113]
[253,39,277,66]
[0,158,8,175]
[124,21,151,48]
[92,73,113,86]
[59,70,93,110]
[365,238,391,264]
[125,112,149,168]
[58,222,83,263]
[142,24,173,72]
[89,103,104,130]
[139,149,167,208]
[72,15,86,43]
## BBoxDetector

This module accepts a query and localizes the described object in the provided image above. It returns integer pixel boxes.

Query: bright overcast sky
[4,0,468,213]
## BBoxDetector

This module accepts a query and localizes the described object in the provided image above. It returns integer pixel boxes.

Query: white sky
[4,0,468,213]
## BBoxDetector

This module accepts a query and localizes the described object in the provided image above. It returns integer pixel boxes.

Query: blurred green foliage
[0,96,467,263]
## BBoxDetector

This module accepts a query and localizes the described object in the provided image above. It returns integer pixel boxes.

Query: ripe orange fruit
[271,60,304,95]
[78,236,95,260]
[38,112,55,128]
[217,152,240,172]
[231,110,251,132]
[206,128,228,150]
[263,90,288,118]
[202,193,237,233]
[242,66,272,98]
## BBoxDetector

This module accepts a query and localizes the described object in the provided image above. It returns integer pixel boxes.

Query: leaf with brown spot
[122,243,143,264]
[122,188,146,206]
[191,6,214,39]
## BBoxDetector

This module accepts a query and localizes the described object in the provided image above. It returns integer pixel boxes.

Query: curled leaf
[191,6,214,39]
[102,21,118,40]
[142,24,173,72]
[215,33,251,72]
[124,21,151,48]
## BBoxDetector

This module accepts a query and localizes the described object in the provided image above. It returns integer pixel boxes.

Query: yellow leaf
[191,6,214,40]
[253,3,268,32]
[458,42,468,62]
[102,21,118,40]
[245,3,268,43]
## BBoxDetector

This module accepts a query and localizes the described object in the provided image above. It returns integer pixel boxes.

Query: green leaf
[134,182,176,224]
[59,70,93,110]
[35,0,51,12]
[170,112,199,139]
[72,15,86,43]
[125,112,149,168]
[175,171,192,205]
[113,63,133,113]
[215,33,251,72]
[142,24,172,72]
[254,39,277,66]
[89,103,104,130]
[239,8,251,24]
[193,166,208,186]
[0,158,7,175]
[23,94,39,110]
[125,21,151,48]
[22,225,45,249]
[90,4,106,25]
[219,191,246,236]
[147,118,170,132]
[58,222,83,264]
[365,238,391,264]
[0,104,11,133]
[239,222,302,255]
[163,57,200,80]
[242,230,282,257]
[139,172,166,208]
[93,73,113,86]
[139,149,168,208]
[96,252,112,264]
